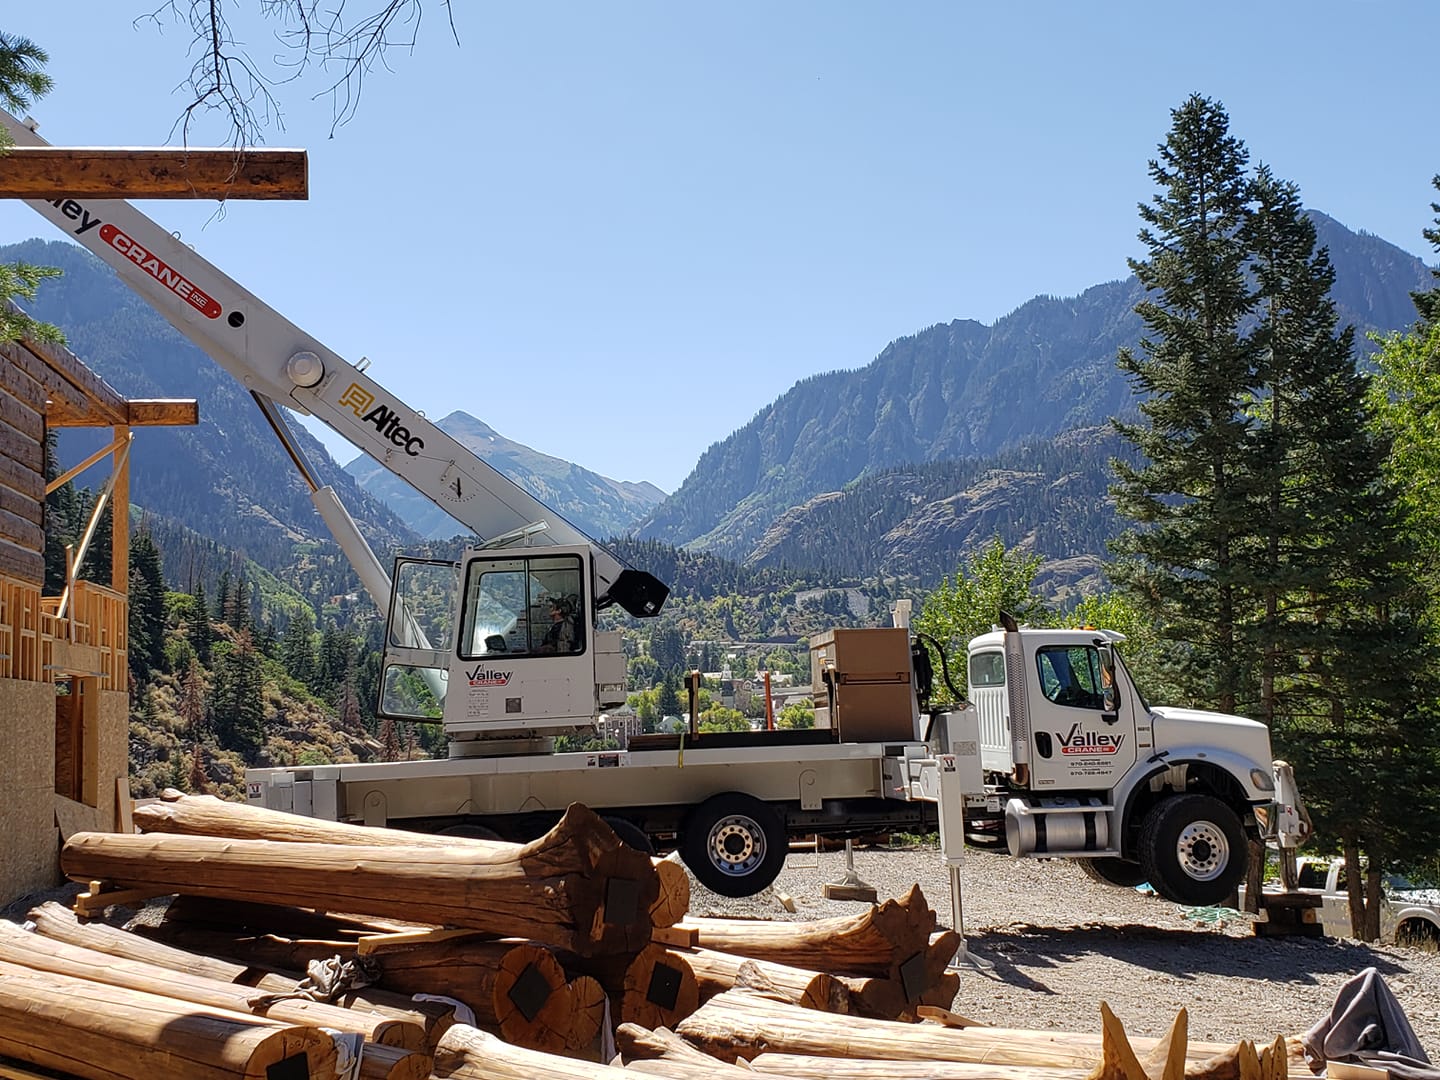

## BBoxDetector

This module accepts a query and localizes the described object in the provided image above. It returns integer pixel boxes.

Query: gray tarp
[1302,967,1438,1080]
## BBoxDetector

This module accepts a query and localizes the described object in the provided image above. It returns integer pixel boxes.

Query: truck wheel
[1079,858,1148,889]
[1395,920,1440,949]
[603,816,655,855]
[680,792,787,898]
[1137,794,1246,907]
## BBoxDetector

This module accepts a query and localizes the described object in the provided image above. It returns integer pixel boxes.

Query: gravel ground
[684,841,1440,1053]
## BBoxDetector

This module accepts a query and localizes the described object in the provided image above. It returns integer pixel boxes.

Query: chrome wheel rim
[709,813,766,878]
[1176,820,1228,881]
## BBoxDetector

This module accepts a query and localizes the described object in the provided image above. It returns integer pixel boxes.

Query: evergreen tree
[187,742,209,794]
[378,715,401,762]
[1410,175,1440,328]
[209,629,266,757]
[179,656,208,735]
[130,531,168,675]
[1111,94,1257,714]
[280,609,316,687]
[188,579,214,664]
[214,569,232,621]
[0,32,62,346]
[656,671,682,720]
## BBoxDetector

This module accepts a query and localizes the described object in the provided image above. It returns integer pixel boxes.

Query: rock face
[638,211,1432,564]
[343,412,665,541]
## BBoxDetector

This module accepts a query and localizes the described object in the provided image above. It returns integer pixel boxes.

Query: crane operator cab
[377,542,667,756]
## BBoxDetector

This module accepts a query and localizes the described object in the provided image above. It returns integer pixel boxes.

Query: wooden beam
[0,146,308,200]
[126,399,198,426]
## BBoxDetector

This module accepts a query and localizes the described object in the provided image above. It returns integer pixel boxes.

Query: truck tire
[603,816,655,855]
[1079,857,1148,889]
[680,792,787,898]
[1137,794,1246,907]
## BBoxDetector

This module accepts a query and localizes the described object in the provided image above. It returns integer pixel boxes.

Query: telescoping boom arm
[1,108,665,618]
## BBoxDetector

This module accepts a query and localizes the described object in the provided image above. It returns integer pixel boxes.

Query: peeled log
[63,803,657,956]
[139,791,689,927]
[836,930,961,1020]
[677,991,1238,1067]
[749,1055,1090,1080]
[566,943,700,1030]
[359,1045,433,1080]
[0,919,424,1049]
[27,901,454,1047]
[434,1022,674,1079]
[673,883,936,979]
[619,1023,807,1080]
[0,956,336,1080]
[683,947,850,1014]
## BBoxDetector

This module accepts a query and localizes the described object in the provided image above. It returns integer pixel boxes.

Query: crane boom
[2,108,664,616]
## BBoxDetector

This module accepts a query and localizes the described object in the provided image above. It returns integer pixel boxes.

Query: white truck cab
[942,626,1304,907]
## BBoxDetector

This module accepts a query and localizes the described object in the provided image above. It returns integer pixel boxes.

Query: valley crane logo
[466,666,513,687]
[1058,723,1124,755]
[340,383,425,457]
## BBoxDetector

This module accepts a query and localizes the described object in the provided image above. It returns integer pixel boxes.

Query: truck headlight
[1250,768,1275,792]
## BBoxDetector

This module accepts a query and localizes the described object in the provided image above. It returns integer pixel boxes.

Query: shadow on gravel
[963,922,1408,992]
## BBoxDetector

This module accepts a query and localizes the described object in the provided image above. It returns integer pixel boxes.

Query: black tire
[439,822,504,841]
[1137,794,1246,907]
[680,792,788,898]
[1079,857,1149,889]
[603,816,655,855]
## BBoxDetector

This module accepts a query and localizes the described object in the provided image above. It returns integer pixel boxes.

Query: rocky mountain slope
[638,212,1432,563]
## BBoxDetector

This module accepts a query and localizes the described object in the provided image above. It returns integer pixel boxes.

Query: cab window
[970,651,1005,688]
[458,554,584,660]
[1035,645,1107,710]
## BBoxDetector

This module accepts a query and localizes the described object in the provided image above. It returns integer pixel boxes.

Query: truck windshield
[458,554,585,660]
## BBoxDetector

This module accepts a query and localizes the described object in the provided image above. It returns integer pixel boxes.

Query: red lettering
[99,224,222,320]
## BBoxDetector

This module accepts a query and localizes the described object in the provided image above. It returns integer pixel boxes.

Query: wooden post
[110,423,128,596]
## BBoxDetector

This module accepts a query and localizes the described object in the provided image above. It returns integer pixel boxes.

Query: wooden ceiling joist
[0,146,308,200]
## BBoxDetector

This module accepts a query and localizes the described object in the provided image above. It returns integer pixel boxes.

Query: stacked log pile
[0,792,1300,1080]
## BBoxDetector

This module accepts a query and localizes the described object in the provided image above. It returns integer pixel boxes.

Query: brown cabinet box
[809,628,915,743]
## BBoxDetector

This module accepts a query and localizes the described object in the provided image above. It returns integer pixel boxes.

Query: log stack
[0,794,1303,1080]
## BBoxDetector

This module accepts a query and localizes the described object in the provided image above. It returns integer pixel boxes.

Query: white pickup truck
[1255,857,1440,945]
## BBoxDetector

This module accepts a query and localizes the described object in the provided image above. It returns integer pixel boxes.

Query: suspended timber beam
[0,146,308,199]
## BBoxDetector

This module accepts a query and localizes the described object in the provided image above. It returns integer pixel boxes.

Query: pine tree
[188,580,214,664]
[130,531,168,674]
[209,629,266,757]
[280,609,316,687]
[1111,94,1258,714]
[179,656,208,735]
[187,742,209,794]
[1410,175,1440,328]
[1242,167,1437,936]
[378,715,401,762]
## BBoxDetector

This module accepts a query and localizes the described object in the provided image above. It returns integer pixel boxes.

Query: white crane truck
[7,108,1307,904]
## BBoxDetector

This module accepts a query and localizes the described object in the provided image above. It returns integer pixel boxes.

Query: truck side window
[969,651,1005,688]
[1036,646,1106,710]
[458,554,585,660]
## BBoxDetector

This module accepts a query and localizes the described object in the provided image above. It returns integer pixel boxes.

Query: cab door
[442,547,597,736]
[1024,638,1138,790]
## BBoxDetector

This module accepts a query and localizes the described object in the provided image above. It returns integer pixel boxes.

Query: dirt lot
[691,842,1440,1053]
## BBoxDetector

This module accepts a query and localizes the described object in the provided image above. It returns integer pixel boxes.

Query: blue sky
[3,3,1437,493]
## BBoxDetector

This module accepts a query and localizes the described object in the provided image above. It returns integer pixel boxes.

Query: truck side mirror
[1097,642,1119,715]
